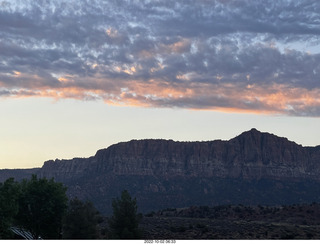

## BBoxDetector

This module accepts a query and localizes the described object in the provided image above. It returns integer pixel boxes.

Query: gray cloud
[1,0,320,116]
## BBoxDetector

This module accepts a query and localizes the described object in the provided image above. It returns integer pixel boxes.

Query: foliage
[62,198,102,239]
[15,175,68,239]
[0,178,21,239]
[1,176,145,240]
[108,190,142,239]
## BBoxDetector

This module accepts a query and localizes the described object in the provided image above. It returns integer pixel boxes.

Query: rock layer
[39,128,320,181]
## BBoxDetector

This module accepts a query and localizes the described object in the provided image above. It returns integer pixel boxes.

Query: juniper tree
[108,190,142,239]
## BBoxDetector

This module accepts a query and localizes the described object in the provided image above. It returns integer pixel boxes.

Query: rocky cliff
[39,128,320,181]
[2,128,320,214]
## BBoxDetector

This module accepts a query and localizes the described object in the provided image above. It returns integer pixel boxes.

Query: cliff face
[5,128,320,214]
[39,128,320,181]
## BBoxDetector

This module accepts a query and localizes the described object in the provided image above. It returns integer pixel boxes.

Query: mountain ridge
[39,128,320,181]
[1,128,320,214]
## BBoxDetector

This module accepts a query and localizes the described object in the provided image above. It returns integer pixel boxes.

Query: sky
[1,0,320,169]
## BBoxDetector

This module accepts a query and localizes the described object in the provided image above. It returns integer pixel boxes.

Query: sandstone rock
[38,128,320,181]
[2,129,320,214]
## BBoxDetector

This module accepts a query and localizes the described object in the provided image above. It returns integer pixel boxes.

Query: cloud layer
[1,0,320,116]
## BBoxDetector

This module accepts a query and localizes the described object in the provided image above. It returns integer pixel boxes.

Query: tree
[62,198,102,239]
[108,190,142,239]
[15,175,68,239]
[0,178,21,239]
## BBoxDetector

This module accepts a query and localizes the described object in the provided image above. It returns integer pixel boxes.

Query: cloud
[1,0,320,116]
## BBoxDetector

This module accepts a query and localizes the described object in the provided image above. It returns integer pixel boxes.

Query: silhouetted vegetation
[62,198,102,239]
[0,178,21,239]
[3,175,320,240]
[1,176,142,240]
[108,190,142,239]
[15,175,68,239]
[0,175,68,239]
[0,175,69,239]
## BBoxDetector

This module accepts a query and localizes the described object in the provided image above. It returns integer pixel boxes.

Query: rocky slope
[2,128,320,214]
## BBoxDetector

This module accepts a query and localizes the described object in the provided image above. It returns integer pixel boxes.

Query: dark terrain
[2,128,320,239]
[138,203,320,239]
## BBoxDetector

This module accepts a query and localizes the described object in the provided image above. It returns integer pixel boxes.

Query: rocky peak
[232,128,292,146]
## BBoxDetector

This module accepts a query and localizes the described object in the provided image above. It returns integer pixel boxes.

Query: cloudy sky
[1,0,320,169]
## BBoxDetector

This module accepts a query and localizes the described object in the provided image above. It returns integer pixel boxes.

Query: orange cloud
[158,38,191,54]
[2,71,320,117]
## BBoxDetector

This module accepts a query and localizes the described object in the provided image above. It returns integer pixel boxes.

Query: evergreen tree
[108,190,142,239]
[62,198,102,239]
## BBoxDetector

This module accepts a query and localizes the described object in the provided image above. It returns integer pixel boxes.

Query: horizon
[2,126,320,170]
[1,1,320,169]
